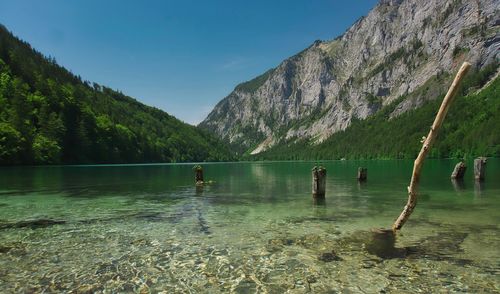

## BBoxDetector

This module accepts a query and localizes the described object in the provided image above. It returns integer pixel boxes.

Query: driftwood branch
[392,62,471,231]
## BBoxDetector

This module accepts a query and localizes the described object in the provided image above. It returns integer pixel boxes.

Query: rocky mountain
[200,0,500,155]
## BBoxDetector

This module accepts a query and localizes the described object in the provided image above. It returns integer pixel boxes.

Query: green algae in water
[0,159,499,292]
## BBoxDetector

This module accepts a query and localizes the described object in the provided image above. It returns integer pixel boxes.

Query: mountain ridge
[200,0,500,155]
[251,66,500,160]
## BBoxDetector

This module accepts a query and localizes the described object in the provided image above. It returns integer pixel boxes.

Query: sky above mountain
[0,0,377,124]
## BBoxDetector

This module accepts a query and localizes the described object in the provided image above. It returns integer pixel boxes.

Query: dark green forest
[0,25,235,165]
[251,63,500,161]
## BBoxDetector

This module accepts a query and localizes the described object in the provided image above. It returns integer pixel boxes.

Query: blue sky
[0,0,378,125]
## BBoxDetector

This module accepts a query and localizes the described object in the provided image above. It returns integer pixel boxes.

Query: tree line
[0,25,234,165]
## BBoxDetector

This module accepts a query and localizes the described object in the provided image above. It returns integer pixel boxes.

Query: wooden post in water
[357,167,367,182]
[450,161,466,180]
[474,157,487,181]
[392,62,471,231]
[193,165,204,185]
[312,166,326,198]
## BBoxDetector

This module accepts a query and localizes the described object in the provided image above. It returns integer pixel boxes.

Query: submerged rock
[306,275,318,284]
[318,250,342,262]
[266,238,295,252]
[233,278,257,293]
[0,242,27,255]
[0,245,13,253]
[0,218,66,230]
[295,234,324,249]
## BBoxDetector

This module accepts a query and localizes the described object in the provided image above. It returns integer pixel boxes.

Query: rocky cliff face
[200,0,500,154]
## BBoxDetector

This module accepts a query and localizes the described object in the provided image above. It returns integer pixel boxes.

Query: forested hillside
[251,64,500,160]
[0,25,234,165]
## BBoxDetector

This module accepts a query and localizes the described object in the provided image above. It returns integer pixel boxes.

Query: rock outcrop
[200,0,500,154]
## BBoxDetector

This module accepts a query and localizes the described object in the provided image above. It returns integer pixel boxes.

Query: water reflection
[195,185,204,196]
[474,181,484,198]
[312,197,326,206]
[451,179,466,192]
[357,180,367,191]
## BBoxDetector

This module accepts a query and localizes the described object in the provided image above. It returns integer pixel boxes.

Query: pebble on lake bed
[318,250,341,262]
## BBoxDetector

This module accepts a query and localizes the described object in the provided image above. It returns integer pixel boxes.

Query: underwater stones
[201,257,218,277]
[295,234,324,249]
[266,284,290,293]
[233,277,257,293]
[283,258,307,272]
[95,262,118,276]
[306,275,318,284]
[265,245,282,253]
[0,241,27,256]
[0,218,66,230]
[284,250,298,257]
[361,259,380,269]
[134,211,168,222]
[0,244,14,253]
[76,283,102,293]
[130,238,150,246]
[138,284,150,294]
[318,250,342,262]
[266,238,295,252]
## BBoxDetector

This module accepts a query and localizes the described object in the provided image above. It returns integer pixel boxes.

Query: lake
[0,159,499,292]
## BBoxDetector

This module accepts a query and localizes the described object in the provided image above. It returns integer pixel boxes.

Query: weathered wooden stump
[193,165,204,185]
[450,161,466,179]
[474,157,487,181]
[312,166,326,198]
[357,167,367,181]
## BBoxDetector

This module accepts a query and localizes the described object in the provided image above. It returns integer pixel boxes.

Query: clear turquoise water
[0,159,499,292]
